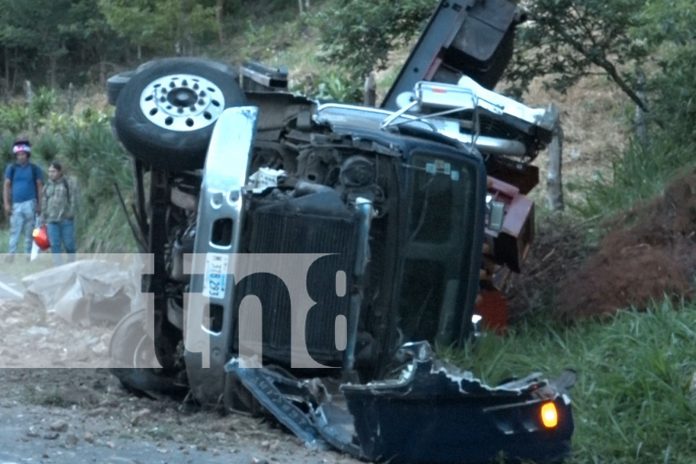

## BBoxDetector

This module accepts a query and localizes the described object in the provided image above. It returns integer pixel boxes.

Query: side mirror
[486,194,505,232]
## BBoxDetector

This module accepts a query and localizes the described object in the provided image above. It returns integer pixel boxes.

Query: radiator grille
[238,198,359,366]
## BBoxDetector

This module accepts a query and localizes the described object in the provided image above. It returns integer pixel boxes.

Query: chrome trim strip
[185,106,258,403]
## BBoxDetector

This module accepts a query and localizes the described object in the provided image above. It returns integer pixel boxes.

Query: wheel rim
[139,73,226,132]
[133,333,160,369]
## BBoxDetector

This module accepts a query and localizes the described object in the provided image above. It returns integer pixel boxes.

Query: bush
[315,72,363,102]
[56,117,136,252]
[0,106,31,135]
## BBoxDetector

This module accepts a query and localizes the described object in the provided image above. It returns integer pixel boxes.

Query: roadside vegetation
[0,93,135,252]
[447,299,696,463]
[0,1,693,462]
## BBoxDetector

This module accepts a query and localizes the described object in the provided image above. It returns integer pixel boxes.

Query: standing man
[41,161,78,264]
[3,138,43,262]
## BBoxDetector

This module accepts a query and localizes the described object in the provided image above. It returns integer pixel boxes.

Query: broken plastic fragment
[246,167,286,194]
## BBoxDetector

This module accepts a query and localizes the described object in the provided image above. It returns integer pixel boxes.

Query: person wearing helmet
[41,160,78,265]
[3,138,44,263]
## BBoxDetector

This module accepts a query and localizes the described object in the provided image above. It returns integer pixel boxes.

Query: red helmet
[33,225,50,250]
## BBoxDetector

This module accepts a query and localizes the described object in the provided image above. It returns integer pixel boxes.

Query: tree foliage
[506,0,650,109]
[504,0,696,153]
[98,0,218,56]
[638,0,696,140]
[0,0,75,87]
[528,0,696,215]
[0,0,124,91]
[315,0,437,81]
[0,0,223,93]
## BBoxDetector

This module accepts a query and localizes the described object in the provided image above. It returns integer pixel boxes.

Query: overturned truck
[107,1,574,462]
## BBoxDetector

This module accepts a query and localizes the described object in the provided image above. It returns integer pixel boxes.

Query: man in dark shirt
[3,139,43,262]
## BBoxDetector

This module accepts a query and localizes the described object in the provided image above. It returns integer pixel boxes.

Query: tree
[636,0,696,140]
[0,0,75,90]
[506,0,649,110]
[59,0,125,84]
[99,0,217,57]
[315,0,437,82]
[216,0,225,44]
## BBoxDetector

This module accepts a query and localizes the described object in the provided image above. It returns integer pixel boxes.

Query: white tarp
[22,256,150,325]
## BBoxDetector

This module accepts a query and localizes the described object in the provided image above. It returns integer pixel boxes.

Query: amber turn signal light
[541,402,559,429]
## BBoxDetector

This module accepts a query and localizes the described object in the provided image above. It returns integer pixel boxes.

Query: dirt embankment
[508,168,696,320]
[555,168,696,319]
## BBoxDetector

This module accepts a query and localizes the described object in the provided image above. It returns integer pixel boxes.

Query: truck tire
[114,57,246,171]
[109,310,186,397]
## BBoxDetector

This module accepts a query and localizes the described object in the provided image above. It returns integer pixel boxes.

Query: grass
[567,95,696,221]
[445,299,696,463]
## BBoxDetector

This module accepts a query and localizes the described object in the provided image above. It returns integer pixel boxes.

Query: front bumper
[225,341,574,464]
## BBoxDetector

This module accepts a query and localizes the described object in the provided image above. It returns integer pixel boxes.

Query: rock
[261,440,279,452]
[251,458,269,464]
[84,431,95,443]
[90,342,108,356]
[99,399,121,408]
[64,433,79,447]
[49,419,69,432]
[26,426,39,438]
[91,379,106,391]
[86,407,109,417]
[43,431,60,440]
[27,326,51,336]
[131,408,151,426]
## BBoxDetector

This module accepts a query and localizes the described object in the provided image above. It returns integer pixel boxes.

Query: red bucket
[32,225,50,250]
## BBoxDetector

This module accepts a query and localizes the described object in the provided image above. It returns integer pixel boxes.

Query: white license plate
[202,253,229,299]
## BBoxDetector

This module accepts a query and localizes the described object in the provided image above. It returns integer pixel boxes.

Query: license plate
[203,253,229,299]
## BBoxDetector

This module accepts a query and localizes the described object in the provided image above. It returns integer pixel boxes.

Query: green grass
[445,299,696,463]
[571,133,696,220]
